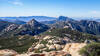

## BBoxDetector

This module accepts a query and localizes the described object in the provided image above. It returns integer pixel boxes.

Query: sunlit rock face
[0,43,86,56]
[16,51,69,56]
[3,24,19,32]
[0,49,18,56]
[63,43,87,56]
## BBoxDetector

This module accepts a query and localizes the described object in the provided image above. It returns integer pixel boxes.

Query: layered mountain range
[0,16,100,37]
[0,16,57,22]
[0,19,49,37]
[42,16,100,35]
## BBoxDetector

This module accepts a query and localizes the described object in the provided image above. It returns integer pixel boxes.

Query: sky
[0,0,100,17]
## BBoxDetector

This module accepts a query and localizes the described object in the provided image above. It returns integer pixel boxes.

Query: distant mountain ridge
[41,16,74,24]
[0,19,26,24]
[72,17,100,22]
[0,16,57,22]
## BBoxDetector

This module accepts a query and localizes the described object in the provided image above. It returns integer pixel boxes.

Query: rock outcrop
[63,43,87,56]
[0,43,87,56]
[3,24,19,32]
[0,49,17,56]
[16,51,69,56]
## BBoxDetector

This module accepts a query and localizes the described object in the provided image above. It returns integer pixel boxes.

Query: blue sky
[0,0,100,17]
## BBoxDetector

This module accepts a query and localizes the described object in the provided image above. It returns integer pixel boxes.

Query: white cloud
[90,11,100,14]
[88,11,100,17]
[12,1,23,6]
[8,0,23,6]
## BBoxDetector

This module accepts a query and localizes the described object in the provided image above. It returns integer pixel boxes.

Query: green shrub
[40,40,48,44]
[0,35,39,53]
[42,28,98,42]
[79,42,100,56]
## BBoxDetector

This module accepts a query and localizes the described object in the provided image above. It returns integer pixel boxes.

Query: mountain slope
[0,28,97,53]
[0,21,13,32]
[0,19,49,37]
[41,16,100,35]
[16,19,49,35]
[41,28,98,42]
[50,20,100,35]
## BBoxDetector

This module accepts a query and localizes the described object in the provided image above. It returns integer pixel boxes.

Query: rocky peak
[58,16,74,21]
[27,19,39,26]
[58,16,68,21]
